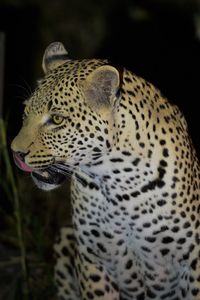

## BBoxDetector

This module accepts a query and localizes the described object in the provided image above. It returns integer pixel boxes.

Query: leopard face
[11,43,120,190]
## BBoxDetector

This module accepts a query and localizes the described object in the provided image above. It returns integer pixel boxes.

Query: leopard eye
[51,115,64,125]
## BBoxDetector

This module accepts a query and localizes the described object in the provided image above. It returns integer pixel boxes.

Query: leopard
[11,42,200,300]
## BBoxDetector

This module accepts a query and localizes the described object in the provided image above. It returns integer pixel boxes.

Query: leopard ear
[80,65,120,111]
[42,42,69,74]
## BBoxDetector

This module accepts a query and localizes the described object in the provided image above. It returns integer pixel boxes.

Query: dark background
[0,0,200,299]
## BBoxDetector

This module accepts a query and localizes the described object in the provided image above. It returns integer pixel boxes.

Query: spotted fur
[11,42,200,300]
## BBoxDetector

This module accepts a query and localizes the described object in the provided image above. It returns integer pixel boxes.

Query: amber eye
[51,115,64,125]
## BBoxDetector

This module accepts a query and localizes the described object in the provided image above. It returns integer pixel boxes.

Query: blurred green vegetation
[0,119,70,299]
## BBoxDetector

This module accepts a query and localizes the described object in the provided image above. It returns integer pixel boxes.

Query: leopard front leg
[54,226,80,300]
[54,226,119,300]
[75,251,120,300]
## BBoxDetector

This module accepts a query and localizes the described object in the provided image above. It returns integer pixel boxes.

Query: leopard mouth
[32,168,66,191]
[13,152,68,190]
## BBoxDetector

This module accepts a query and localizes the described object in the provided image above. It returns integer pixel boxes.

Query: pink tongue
[13,153,33,172]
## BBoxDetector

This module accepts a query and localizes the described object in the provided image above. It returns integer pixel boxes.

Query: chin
[31,169,66,191]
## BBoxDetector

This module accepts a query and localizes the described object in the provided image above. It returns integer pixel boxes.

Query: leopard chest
[70,175,191,298]
[71,166,193,265]
[71,171,162,252]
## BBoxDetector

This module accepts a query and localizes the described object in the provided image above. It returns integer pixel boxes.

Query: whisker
[50,164,72,174]
[52,157,99,179]
[54,163,76,173]
[52,163,94,184]
[9,83,32,99]
[49,165,72,181]
[51,165,86,184]
[20,77,33,95]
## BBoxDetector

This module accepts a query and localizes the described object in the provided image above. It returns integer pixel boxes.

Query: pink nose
[12,151,33,172]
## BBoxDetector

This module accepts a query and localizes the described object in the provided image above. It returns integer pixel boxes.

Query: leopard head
[11,42,121,190]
